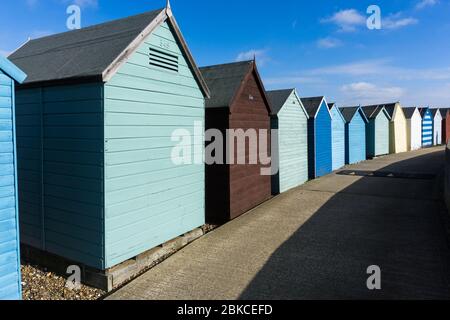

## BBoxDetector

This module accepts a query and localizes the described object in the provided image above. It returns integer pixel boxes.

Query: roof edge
[0,55,27,83]
[101,7,210,98]
[229,60,271,115]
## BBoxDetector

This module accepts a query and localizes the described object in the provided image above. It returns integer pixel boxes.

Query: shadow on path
[240,150,450,299]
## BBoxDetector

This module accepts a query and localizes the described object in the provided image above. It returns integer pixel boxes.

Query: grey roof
[300,96,324,118]
[9,9,164,84]
[361,105,391,120]
[441,108,449,118]
[431,108,441,117]
[339,107,359,123]
[361,103,397,118]
[402,107,418,119]
[266,89,294,115]
[200,61,253,109]
[380,103,397,118]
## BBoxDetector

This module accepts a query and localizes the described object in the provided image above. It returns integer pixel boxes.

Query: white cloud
[317,37,342,49]
[416,0,438,10]
[384,17,418,29]
[321,9,366,32]
[235,49,270,66]
[72,0,98,8]
[383,13,418,30]
[340,82,404,104]
[306,59,450,81]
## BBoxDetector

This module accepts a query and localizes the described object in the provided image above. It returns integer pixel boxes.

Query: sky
[1,0,450,107]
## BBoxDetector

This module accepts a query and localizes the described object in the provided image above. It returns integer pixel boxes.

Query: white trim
[102,9,168,82]
[293,89,310,120]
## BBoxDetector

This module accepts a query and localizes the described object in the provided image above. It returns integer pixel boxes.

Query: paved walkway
[108,147,450,299]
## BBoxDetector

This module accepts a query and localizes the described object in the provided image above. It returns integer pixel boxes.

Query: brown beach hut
[200,60,272,223]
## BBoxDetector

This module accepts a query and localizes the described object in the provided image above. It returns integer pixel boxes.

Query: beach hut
[9,5,210,273]
[441,109,450,144]
[403,107,422,151]
[301,96,332,179]
[267,89,309,195]
[420,107,433,147]
[200,60,272,223]
[362,105,391,158]
[328,103,345,171]
[339,106,368,164]
[431,109,442,145]
[383,102,407,154]
[0,56,26,300]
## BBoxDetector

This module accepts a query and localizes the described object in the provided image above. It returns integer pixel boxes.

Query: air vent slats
[149,47,179,72]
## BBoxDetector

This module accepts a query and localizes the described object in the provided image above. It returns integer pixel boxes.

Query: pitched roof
[402,107,418,119]
[8,7,209,96]
[431,108,441,117]
[300,96,325,118]
[0,55,27,83]
[420,107,430,117]
[339,106,359,123]
[200,60,258,109]
[381,103,398,118]
[361,105,391,120]
[9,9,163,84]
[266,89,294,115]
[440,108,449,118]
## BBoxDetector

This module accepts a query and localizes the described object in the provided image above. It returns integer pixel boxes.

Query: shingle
[9,9,164,84]
[199,61,253,109]
[266,89,294,115]
[300,96,324,118]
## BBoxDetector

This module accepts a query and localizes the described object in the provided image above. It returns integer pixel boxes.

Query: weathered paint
[421,108,433,147]
[406,108,422,151]
[0,62,25,299]
[104,21,205,268]
[366,109,390,157]
[273,91,308,193]
[432,109,442,145]
[307,100,332,178]
[330,105,345,171]
[389,104,408,154]
[345,108,367,164]
[15,20,206,270]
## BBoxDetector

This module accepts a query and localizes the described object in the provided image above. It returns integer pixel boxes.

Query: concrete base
[21,227,206,292]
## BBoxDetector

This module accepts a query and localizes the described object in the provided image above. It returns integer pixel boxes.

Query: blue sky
[1,0,450,107]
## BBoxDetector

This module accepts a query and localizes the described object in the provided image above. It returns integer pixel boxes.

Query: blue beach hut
[362,105,391,158]
[328,103,346,171]
[339,106,368,164]
[301,96,332,179]
[420,107,433,147]
[8,4,210,290]
[0,55,26,300]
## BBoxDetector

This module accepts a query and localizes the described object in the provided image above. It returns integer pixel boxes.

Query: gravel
[21,264,106,300]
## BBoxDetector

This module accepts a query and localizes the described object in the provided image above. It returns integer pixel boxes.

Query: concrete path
[107,147,450,300]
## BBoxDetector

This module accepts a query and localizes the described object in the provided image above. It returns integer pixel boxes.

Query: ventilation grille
[149,48,178,72]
